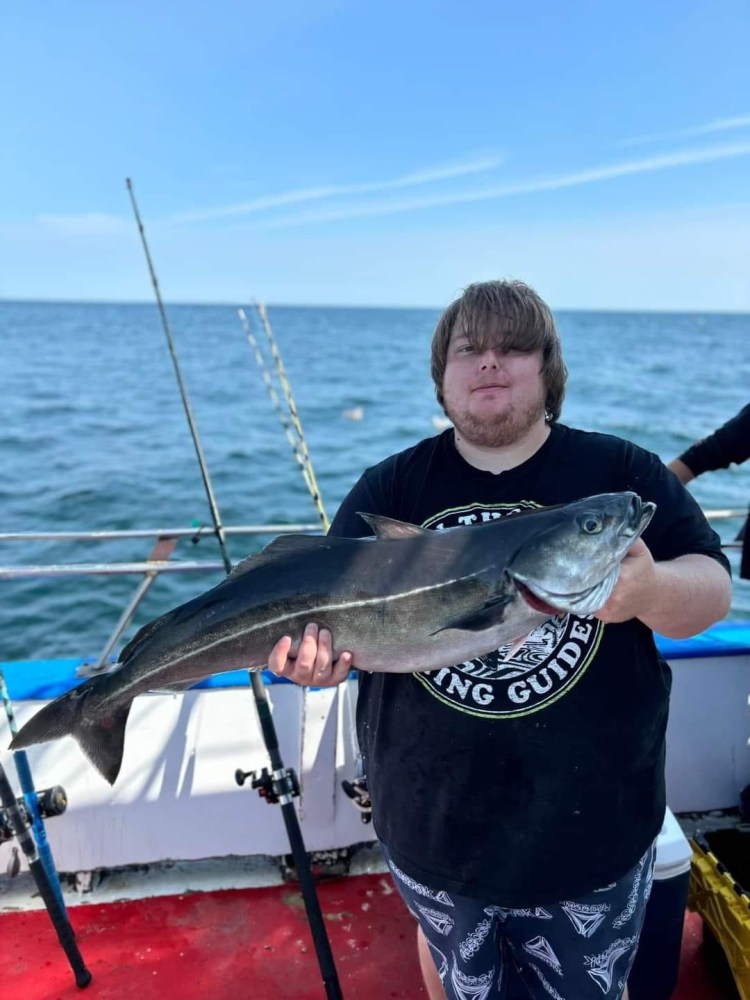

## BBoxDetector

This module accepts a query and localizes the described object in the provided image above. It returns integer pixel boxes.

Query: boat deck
[2,873,724,999]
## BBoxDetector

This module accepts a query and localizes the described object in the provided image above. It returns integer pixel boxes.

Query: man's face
[441,326,547,448]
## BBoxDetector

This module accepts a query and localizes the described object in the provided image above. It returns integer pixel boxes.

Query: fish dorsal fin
[118,533,335,665]
[358,512,429,539]
[228,533,332,578]
[119,605,183,662]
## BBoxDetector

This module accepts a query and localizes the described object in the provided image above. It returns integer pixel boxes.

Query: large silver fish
[10,492,654,783]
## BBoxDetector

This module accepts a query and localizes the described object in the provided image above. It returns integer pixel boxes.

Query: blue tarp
[0,659,293,701]
[2,620,749,701]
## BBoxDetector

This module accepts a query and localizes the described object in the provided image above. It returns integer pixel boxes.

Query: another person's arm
[666,457,694,485]
[668,402,750,484]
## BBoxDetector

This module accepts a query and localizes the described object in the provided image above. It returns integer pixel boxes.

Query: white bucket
[654,806,693,880]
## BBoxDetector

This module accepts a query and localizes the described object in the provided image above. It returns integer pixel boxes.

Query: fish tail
[10,681,132,786]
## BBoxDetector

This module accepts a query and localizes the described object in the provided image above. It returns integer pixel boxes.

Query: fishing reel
[0,786,68,844]
[235,766,300,805]
[341,777,372,824]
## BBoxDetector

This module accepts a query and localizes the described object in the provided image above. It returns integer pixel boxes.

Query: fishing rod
[126,179,344,1000]
[0,759,91,988]
[238,306,366,822]
[126,179,231,576]
[1,667,68,912]
[256,300,330,526]
[238,305,330,531]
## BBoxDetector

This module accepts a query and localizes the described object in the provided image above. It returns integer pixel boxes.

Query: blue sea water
[1,301,748,662]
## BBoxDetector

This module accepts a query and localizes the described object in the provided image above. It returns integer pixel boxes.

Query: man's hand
[595,539,731,637]
[595,538,657,625]
[269,623,353,687]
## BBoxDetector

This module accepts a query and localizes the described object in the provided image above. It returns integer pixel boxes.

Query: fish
[10,491,654,784]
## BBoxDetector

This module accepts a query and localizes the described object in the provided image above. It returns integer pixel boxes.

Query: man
[269,280,731,1000]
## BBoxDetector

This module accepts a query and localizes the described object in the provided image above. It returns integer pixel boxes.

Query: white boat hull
[1,641,748,878]
[0,680,368,874]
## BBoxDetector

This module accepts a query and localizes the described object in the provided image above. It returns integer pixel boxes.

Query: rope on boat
[238,304,330,533]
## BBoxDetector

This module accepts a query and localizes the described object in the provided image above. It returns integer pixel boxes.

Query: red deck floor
[3,874,724,1000]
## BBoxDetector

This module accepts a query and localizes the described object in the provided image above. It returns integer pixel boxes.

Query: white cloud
[255,141,750,228]
[166,155,506,224]
[28,138,750,240]
[618,115,750,147]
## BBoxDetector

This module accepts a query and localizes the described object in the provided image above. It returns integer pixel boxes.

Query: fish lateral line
[118,573,486,675]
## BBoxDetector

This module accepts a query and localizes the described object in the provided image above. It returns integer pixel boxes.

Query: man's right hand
[268,623,353,687]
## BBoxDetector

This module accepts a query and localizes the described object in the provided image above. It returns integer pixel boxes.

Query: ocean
[1,301,748,662]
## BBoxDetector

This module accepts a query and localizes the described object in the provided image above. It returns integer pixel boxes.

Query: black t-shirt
[329,424,730,906]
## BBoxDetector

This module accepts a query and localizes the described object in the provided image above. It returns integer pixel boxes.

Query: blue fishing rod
[0,757,91,988]
[126,178,344,1000]
[1,667,67,912]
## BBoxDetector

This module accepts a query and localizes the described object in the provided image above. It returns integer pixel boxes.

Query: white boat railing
[0,522,321,578]
[0,524,321,543]
[0,523,319,674]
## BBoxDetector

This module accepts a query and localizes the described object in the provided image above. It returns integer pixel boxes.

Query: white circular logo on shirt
[413,502,604,718]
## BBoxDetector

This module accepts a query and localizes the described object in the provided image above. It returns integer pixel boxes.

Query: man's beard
[444,395,546,448]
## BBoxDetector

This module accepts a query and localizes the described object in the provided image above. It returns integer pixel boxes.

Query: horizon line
[1,295,749,318]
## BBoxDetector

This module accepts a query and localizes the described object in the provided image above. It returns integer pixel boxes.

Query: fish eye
[579,514,603,534]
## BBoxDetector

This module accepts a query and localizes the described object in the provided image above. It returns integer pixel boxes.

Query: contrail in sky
[167,156,506,224]
[617,115,750,147]
[37,139,750,236]
[257,141,750,228]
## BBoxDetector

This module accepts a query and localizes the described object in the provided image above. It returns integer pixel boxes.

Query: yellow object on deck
[688,834,750,1000]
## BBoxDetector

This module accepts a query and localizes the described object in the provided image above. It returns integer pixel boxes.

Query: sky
[2,0,749,311]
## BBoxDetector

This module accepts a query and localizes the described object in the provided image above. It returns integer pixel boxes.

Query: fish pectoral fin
[431,594,515,634]
[357,512,430,539]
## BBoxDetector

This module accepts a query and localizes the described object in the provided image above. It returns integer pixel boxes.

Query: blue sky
[2,0,749,310]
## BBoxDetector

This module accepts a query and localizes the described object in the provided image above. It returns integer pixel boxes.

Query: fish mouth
[516,568,620,618]
[515,580,565,617]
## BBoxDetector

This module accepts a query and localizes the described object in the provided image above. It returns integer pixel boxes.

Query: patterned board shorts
[382,841,656,1000]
